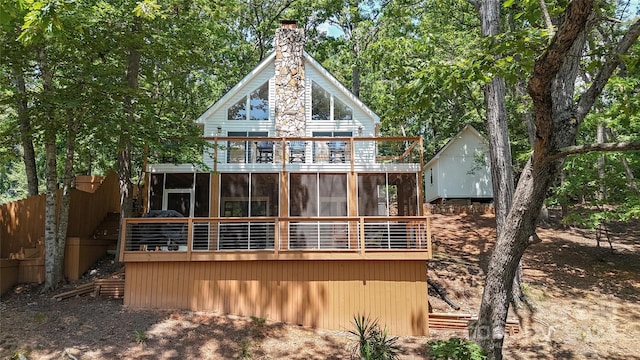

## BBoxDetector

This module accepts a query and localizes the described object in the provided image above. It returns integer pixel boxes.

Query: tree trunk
[605,128,639,194]
[352,66,360,98]
[481,0,513,237]
[39,47,65,291]
[43,135,63,291]
[12,63,39,196]
[474,3,640,359]
[474,1,595,358]
[115,18,142,263]
[478,0,532,342]
[54,114,80,287]
[620,156,639,194]
[473,156,561,359]
[596,123,606,201]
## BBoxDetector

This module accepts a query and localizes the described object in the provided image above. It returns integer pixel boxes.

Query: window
[312,82,331,120]
[334,98,353,120]
[311,81,353,121]
[228,82,269,120]
[250,82,269,120]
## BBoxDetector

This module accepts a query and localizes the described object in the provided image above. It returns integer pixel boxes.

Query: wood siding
[124,260,428,336]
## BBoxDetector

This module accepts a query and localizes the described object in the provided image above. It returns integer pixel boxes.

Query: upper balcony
[148,136,424,174]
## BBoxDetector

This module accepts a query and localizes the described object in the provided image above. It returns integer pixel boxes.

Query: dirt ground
[1,212,639,359]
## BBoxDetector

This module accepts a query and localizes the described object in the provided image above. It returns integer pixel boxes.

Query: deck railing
[149,137,423,170]
[120,216,431,261]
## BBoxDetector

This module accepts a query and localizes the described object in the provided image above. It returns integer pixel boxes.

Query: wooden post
[118,219,127,262]
[187,218,193,260]
[359,217,365,254]
[426,216,432,257]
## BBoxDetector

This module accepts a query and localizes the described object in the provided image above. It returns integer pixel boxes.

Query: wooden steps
[429,313,520,335]
[53,278,124,301]
[92,212,121,242]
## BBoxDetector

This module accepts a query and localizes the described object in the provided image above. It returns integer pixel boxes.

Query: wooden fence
[0,172,120,259]
[0,172,120,291]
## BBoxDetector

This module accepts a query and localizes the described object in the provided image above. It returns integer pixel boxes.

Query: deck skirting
[124,260,428,336]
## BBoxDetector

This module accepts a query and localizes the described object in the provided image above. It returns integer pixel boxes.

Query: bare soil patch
[2,213,639,359]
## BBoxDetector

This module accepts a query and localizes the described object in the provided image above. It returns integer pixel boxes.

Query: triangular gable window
[312,82,331,120]
[228,82,269,121]
[334,98,352,120]
[312,81,352,121]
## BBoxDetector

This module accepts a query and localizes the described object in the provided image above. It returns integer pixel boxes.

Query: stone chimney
[274,19,306,137]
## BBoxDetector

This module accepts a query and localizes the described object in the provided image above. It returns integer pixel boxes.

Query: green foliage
[349,314,400,360]
[250,316,267,338]
[133,329,147,344]
[238,339,252,359]
[427,337,486,360]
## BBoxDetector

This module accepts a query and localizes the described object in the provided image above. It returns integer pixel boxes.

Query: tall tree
[2,5,40,197]
[472,2,640,358]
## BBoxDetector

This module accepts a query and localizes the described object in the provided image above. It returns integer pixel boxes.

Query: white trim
[163,188,195,217]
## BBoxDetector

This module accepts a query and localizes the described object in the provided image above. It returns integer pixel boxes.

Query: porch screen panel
[319,174,347,216]
[290,174,318,217]
[219,174,249,249]
[165,173,194,189]
[194,173,210,217]
[220,173,249,216]
[390,173,418,216]
[251,173,279,216]
[249,173,278,249]
[357,174,386,216]
[149,174,164,211]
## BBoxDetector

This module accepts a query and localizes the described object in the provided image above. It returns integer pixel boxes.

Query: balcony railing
[120,216,432,261]
[146,137,423,170]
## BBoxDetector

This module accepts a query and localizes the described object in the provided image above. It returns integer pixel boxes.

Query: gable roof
[196,51,380,124]
[424,124,488,168]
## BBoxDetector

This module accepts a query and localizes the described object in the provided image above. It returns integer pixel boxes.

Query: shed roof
[424,125,487,168]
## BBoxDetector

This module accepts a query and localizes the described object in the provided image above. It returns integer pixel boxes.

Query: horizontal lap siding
[124,260,428,336]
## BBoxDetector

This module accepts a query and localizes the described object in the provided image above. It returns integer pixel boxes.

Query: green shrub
[133,329,148,344]
[349,314,400,360]
[239,339,252,359]
[427,337,486,360]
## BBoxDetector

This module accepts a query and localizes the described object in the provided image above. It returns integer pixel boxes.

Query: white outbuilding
[424,125,493,203]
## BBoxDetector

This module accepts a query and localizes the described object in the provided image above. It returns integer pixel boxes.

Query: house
[119,20,431,336]
[424,125,493,203]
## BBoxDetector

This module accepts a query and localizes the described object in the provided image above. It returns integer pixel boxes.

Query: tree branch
[537,0,555,37]
[527,0,594,153]
[546,141,640,162]
[576,17,640,123]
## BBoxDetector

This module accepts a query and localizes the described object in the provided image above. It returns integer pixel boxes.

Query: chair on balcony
[255,141,274,163]
[289,141,306,163]
[328,141,346,163]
